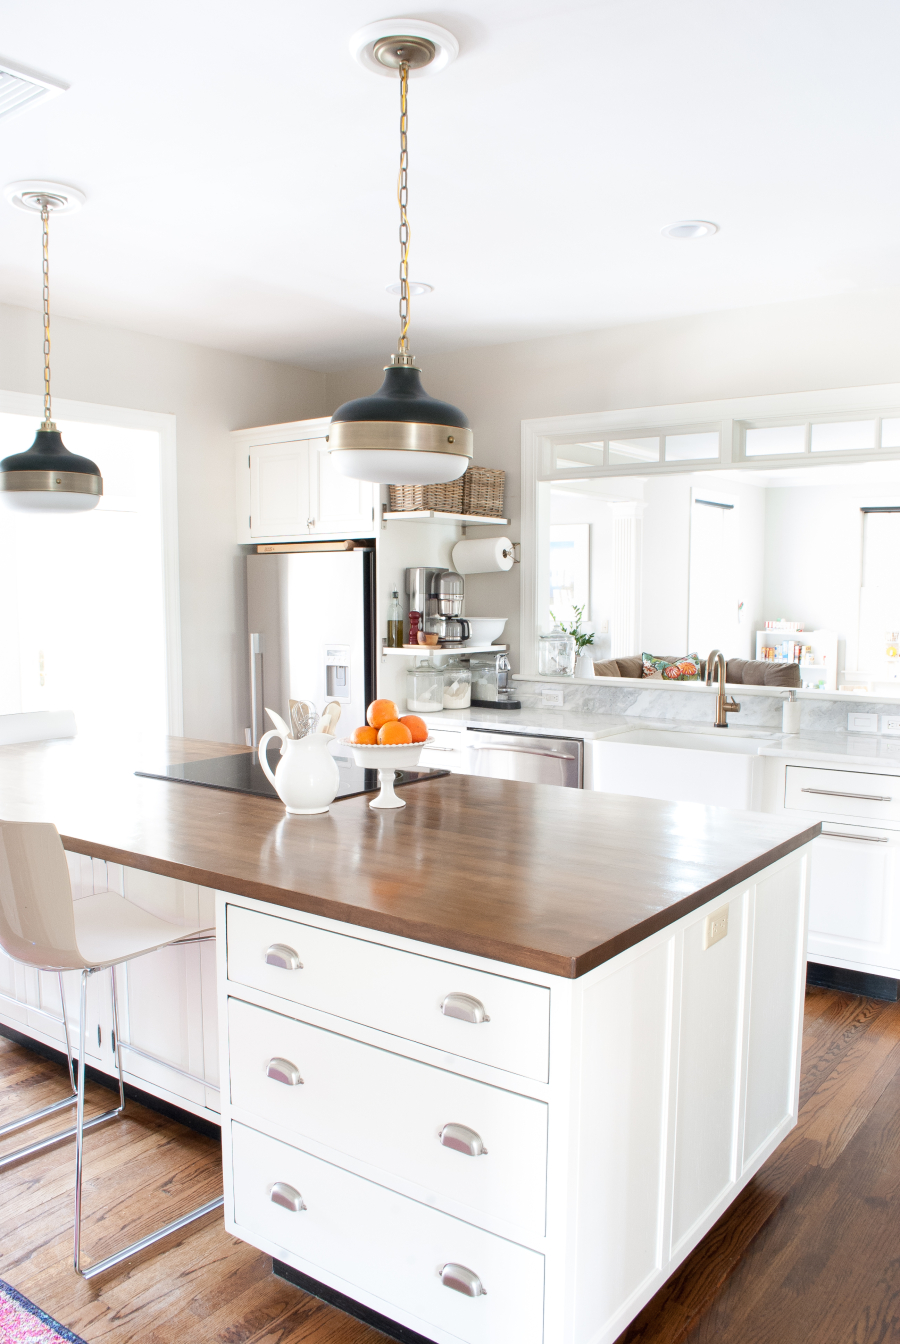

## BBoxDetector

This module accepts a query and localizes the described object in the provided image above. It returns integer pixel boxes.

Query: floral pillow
[642,652,701,681]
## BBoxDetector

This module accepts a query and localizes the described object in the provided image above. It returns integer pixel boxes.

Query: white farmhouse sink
[593,728,768,810]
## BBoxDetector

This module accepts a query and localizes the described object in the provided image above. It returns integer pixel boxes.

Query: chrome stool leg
[73,966,223,1279]
[0,971,121,1169]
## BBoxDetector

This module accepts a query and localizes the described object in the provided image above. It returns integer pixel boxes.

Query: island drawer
[228,997,548,1234]
[231,1121,545,1344]
[784,765,900,826]
[226,905,550,1082]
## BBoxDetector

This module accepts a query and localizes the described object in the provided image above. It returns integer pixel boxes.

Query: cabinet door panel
[807,828,900,970]
[250,443,310,539]
[308,438,376,534]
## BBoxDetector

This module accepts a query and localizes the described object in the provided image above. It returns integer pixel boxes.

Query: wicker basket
[388,478,465,513]
[462,466,505,518]
[388,466,506,518]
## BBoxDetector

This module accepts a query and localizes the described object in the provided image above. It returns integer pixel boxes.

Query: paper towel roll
[452,536,515,574]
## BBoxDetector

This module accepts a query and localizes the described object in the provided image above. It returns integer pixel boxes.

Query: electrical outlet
[600,620,609,634]
[848,713,879,733]
[882,738,900,755]
[882,717,900,735]
[542,686,564,707]
[703,905,729,950]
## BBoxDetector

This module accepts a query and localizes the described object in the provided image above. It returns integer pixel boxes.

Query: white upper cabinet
[250,442,312,539]
[235,420,378,543]
[308,437,377,535]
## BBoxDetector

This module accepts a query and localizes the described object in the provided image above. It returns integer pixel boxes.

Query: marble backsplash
[513,679,900,734]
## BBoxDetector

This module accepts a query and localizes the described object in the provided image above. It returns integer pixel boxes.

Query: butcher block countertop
[0,735,820,978]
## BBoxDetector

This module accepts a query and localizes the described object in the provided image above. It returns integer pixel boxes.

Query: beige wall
[327,285,900,671]
[0,302,328,743]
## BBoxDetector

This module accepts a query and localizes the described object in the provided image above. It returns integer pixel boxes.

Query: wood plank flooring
[0,986,898,1343]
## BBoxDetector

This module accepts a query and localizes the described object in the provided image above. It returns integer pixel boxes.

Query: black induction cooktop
[136,747,447,802]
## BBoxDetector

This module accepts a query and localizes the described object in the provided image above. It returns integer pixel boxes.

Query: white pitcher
[258,729,340,815]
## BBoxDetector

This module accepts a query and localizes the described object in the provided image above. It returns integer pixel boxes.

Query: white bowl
[464,617,507,645]
[342,738,430,769]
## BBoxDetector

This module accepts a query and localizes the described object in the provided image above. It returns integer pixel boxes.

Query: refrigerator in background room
[247,548,376,746]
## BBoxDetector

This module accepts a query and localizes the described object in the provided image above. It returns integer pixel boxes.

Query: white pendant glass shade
[0,491,100,512]
[329,449,469,486]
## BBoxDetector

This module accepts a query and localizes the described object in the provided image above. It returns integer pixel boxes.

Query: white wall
[327,285,900,672]
[0,302,327,743]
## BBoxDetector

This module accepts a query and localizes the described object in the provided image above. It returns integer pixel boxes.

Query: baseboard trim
[273,1259,439,1344]
[0,1022,221,1140]
[807,960,899,1002]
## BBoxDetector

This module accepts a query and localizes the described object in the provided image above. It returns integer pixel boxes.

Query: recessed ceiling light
[662,220,719,240]
[385,281,434,296]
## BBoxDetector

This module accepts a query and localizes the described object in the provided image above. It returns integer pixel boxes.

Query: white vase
[575,650,596,678]
[258,730,341,814]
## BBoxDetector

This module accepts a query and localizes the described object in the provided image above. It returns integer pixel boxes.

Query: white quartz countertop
[432,707,900,769]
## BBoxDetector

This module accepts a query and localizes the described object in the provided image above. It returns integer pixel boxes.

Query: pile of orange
[350,700,428,746]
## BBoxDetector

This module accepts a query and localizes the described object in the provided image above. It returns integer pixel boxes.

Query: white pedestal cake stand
[342,739,432,809]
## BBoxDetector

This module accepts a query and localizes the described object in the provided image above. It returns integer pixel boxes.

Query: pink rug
[0,1282,86,1343]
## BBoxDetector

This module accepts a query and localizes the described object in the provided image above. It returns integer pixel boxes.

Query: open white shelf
[383,510,509,525]
[383,644,509,656]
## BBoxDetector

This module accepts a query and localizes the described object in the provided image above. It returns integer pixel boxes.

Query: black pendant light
[328,28,472,486]
[0,185,102,512]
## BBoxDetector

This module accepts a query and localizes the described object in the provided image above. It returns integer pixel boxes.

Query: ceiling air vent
[0,60,66,124]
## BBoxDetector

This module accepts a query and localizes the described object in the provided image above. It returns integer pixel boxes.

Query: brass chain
[397,60,411,355]
[41,203,53,427]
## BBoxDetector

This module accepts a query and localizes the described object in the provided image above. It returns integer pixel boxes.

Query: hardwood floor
[0,986,898,1343]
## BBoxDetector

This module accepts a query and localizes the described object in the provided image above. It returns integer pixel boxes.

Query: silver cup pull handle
[266,1057,304,1086]
[441,992,490,1023]
[439,1122,487,1157]
[266,943,303,971]
[440,1263,487,1296]
[270,1181,306,1212]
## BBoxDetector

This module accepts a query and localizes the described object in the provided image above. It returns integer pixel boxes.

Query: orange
[367,698,400,729]
[377,721,413,745]
[399,714,428,743]
[350,725,378,745]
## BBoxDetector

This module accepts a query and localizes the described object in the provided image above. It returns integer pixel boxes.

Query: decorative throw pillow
[642,652,702,681]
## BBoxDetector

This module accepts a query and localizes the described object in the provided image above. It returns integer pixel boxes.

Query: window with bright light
[0,412,171,737]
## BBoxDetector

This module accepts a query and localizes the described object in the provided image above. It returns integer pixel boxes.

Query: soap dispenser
[782,689,801,735]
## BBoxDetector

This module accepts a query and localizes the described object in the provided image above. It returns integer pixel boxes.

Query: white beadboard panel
[742,865,806,1168]
[670,889,747,1253]
[572,935,673,1343]
[122,867,202,926]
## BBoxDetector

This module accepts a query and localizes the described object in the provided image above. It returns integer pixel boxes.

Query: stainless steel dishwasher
[464,727,584,788]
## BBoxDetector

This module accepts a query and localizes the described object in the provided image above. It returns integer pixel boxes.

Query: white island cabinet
[218,845,810,1344]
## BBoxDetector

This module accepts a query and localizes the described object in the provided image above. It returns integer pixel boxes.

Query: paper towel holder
[500,541,520,564]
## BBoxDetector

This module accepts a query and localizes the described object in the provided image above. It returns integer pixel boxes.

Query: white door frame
[0,390,182,734]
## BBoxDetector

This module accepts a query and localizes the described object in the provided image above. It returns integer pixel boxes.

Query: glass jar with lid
[442,659,471,709]
[538,624,576,677]
[406,662,444,714]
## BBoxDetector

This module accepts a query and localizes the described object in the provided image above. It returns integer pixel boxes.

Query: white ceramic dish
[341,738,432,809]
[464,617,507,645]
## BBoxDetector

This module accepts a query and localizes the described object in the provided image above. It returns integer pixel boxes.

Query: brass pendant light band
[0,470,103,496]
[327,421,473,458]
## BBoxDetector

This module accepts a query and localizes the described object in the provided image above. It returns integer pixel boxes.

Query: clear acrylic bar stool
[0,819,223,1278]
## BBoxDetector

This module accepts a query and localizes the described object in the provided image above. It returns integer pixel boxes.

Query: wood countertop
[0,736,820,978]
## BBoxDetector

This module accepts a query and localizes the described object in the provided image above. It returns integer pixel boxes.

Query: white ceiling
[1,0,899,371]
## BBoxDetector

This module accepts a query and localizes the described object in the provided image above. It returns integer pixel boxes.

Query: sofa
[592,654,801,687]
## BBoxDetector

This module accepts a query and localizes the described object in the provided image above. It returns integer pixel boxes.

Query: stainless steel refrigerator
[246,548,376,746]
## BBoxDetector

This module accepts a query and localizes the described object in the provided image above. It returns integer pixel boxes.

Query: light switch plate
[542,686,564,707]
[703,906,729,950]
[882,716,900,736]
[848,713,879,733]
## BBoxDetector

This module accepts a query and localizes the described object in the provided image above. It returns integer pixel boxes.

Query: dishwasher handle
[470,744,577,761]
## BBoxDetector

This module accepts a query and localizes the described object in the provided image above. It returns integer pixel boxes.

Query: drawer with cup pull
[227,997,548,1233]
[226,905,550,1082]
[230,1121,545,1344]
[784,765,900,826]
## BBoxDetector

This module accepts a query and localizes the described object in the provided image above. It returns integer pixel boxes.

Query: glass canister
[469,655,498,702]
[406,662,444,714]
[538,624,576,677]
[442,659,472,709]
